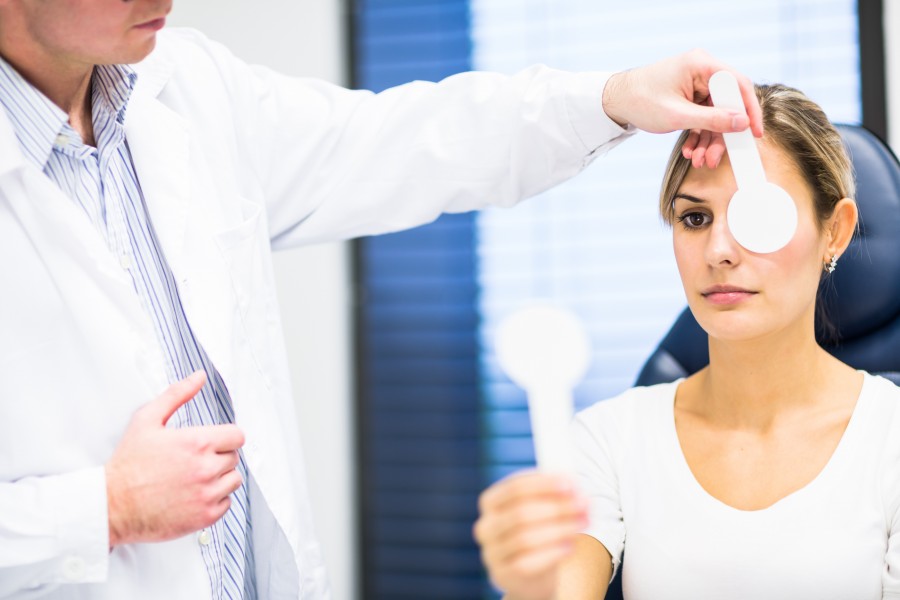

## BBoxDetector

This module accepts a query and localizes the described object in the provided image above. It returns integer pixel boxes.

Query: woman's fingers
[479,471,574,513]
[485,514,587,564]
[475,471,588,563]
[475,472,592,599]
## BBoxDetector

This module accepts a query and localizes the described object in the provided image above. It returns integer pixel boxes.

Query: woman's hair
[658,83,855,230]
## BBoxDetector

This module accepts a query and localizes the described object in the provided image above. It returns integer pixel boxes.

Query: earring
[824,254,838,273]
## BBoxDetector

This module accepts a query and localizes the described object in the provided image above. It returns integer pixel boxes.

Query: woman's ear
[825,198,858,258]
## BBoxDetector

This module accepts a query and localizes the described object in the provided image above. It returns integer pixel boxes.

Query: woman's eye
[678,212,710,229]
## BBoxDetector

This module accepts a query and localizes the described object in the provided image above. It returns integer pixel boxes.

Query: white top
[573,373,900,600]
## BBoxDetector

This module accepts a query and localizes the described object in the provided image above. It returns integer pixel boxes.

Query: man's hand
[602,48,763,169]
[105,371,246,547]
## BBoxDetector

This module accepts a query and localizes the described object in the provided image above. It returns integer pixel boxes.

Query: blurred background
[171,1,898,598]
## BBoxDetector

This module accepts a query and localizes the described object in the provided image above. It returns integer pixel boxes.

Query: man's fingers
[174,424,246,453]
[704,134,726,168]
[691,130,710,169]
[733,70,764,137]
[211,424,246,452]
[677,103,751,135]
[213,450,241,477]
[684,129,728,170]
[141,371,208,426]
[687,50,762,136]
[682,130,700,159]
[218,468,244,495]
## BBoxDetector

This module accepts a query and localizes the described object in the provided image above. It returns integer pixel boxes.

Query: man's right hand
[104,371,246,547]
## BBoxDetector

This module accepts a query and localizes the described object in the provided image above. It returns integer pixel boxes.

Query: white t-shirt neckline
[663,371,872,515]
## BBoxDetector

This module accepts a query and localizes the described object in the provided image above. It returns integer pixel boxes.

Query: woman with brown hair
[474,84,900,599]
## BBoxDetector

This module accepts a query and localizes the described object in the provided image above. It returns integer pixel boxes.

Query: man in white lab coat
[0,1,761,599]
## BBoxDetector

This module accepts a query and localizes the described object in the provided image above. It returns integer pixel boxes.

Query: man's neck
[0,29,96,146]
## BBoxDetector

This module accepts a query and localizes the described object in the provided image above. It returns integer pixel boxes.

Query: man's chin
[113,33,159,65]
[133,36,158,63]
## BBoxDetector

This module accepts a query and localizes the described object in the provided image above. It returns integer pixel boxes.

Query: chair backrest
[635,124,900,387]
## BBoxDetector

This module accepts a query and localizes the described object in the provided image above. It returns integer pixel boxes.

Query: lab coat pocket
[214,200,264,253]
[213,200,276,378]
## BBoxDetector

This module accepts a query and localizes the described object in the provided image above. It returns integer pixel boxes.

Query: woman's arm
[551,534,612,600]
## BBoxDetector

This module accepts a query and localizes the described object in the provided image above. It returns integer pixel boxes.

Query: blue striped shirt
[0,57,257,600]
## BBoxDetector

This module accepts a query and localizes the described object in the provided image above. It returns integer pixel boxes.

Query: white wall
[887,0,900,151]
[166,3,356,600]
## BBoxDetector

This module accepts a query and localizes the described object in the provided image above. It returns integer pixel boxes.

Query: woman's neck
[695,314,841,430]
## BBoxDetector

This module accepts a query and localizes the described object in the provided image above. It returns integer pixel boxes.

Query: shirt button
[198,529,212,546]
[119,254,131,270]
[55,134,68,147]
[62,556,86,581]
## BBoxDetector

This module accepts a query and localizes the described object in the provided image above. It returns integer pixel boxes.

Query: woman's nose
[705,217,741,267]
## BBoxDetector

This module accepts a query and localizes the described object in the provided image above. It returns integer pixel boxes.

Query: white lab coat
[0,28,632,600]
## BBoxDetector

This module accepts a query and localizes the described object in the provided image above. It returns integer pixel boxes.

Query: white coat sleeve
[166,29,635,247]
[0,467,109,598]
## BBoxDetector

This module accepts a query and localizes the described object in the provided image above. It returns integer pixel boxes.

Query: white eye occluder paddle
[708,70,798,254]
[495,305,591,473]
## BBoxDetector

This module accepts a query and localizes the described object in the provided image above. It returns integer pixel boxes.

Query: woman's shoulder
[575,379,681,432]
[861,372,900,423]
[848,373,900,471]
[859,374,900,507]
[860,372,900,430]
[864,371,900,399]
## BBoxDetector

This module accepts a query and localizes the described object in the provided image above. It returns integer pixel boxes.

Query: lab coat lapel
[123,83,238,387]
[124,92,190,280]
[0,110,27,178]
[0,108,145,307]
[0,110,169,403]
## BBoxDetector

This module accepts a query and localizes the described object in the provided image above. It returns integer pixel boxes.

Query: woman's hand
[473,471,589,600]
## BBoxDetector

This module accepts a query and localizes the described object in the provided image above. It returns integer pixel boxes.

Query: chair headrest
[826,125,900,340]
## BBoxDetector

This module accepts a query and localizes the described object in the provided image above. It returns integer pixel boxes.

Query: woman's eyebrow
[673,193,706,204]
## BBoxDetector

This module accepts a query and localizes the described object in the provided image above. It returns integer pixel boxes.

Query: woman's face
[672,139,829,343]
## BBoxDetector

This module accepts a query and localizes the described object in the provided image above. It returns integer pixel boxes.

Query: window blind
[352,2,486,598]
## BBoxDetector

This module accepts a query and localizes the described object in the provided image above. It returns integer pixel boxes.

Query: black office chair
[603,125,900,600]
[636,124,900,388]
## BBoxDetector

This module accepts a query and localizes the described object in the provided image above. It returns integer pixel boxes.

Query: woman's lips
[701,286,757,306]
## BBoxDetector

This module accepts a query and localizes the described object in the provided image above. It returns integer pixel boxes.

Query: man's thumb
[681,104,750,134]
[145,371,208,426]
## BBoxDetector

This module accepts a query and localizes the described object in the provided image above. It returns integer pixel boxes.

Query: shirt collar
[0,57,138,170]
[92,63,138,126]
[0,55,68,170]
